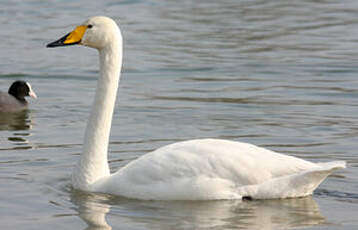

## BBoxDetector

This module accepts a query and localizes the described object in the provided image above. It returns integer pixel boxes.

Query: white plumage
[94,139,345,200]
[47,16,345,200]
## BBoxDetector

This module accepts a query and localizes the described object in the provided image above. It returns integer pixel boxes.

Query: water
[0,0,358,229]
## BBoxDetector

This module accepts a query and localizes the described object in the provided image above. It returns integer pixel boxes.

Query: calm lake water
[1,0,358,229]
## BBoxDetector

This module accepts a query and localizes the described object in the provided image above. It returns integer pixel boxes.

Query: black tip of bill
[46,33,80,48]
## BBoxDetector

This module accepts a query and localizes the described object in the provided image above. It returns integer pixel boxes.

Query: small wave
[315,189,358,200]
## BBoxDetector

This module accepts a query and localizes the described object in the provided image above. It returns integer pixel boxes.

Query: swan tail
[238,161,346,200]
[316,160,346,170]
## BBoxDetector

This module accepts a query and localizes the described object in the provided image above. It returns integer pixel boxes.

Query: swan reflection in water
[71,191,326,230]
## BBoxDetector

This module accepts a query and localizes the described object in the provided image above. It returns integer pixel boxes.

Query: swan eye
[88,24,93,29]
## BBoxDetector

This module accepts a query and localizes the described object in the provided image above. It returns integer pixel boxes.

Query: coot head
[8,81,37,103]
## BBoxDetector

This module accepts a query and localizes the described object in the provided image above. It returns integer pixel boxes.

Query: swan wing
[239,160,346,199]
[95,139,344,200]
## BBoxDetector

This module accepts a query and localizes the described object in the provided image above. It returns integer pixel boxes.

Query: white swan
[47,16,345,200]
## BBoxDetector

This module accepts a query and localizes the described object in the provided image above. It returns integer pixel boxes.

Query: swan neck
[73,37,122,191]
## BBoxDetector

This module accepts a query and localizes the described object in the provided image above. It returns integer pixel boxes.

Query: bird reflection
[0,110,33,148]
[71,191,112,230]
[0,110,32,131]
[71,190,326,230]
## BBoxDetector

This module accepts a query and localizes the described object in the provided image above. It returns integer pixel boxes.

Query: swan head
[47,16,121,50]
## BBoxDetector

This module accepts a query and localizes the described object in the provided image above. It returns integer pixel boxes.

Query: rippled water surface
[1,0,358,229]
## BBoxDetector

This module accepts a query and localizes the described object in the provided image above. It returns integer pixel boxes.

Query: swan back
[95,139,344,200]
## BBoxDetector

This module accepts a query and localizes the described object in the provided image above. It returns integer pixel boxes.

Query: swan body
[47,16,345,200]
[94,139,345,200]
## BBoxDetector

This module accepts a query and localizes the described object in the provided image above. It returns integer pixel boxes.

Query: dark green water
[0,1,357,229]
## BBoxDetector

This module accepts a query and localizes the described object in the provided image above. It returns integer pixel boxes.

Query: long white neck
[72,33,122,190]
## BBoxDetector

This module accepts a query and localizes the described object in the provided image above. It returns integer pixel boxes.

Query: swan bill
[47,25,87,48]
